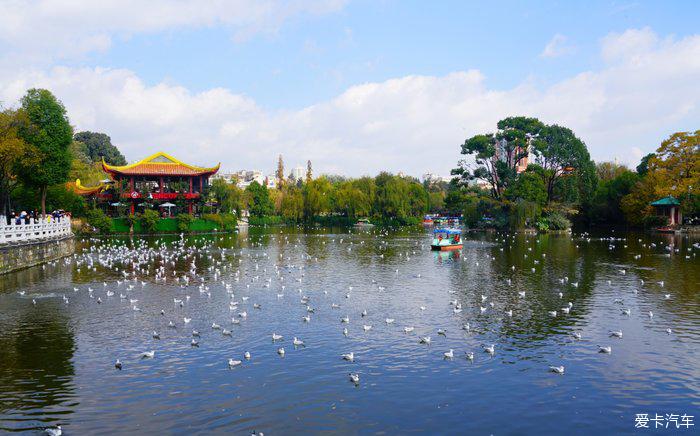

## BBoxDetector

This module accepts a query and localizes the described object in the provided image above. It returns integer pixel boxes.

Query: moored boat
[431,228,463,251]
[354,218,374,227]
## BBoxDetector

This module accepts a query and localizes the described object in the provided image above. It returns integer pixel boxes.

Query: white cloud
[540,34,574,58]
[0,0,347,63]
[1,28,699,176]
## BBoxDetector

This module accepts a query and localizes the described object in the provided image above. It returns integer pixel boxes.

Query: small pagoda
[72,152,220,216]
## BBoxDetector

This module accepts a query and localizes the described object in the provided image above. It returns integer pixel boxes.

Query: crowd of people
[4,210,69,226]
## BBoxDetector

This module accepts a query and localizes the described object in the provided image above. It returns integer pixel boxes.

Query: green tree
[303,176,332,219]
[453,116,544,198]
[245,181,274,217]
[276,154,285,188]
[532,124,593,202]
[0,109,39,218]
[636,153,655,176]
[281,186,304,222]
[306,160,313,183]
[16,89,73,216]
[73,131,127,165]
[505,170,547,205]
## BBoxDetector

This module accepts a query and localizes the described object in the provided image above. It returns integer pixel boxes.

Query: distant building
[468,179,493,191]
[265,175,277,189]
[495,136,536,174]
[422,173,455,184]
[289,166,305,182]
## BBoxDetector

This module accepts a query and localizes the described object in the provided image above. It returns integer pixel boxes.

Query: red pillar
[188,201,192,214]
[189,177,193,193]
[160,177,164,193]
[199,176,203,192]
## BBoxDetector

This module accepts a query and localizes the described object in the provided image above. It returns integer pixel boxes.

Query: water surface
[1,227,699,434]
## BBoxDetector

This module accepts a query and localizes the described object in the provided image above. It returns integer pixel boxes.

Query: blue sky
[1,0,699,176]
[80,1,696,108]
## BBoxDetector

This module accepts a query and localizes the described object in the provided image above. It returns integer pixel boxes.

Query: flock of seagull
[19,230,697,436]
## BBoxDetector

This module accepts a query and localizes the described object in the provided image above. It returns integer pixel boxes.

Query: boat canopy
[433,228,461,235]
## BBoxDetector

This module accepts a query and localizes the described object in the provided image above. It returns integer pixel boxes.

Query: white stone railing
[0,216,73,246]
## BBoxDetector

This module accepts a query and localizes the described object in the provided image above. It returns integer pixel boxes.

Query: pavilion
[650,196,682,226]
[71,152,220,216]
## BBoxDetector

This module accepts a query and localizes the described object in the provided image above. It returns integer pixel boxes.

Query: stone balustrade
[0,216,73,246]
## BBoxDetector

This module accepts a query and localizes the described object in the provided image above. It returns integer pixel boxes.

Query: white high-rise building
[290,166,305,182]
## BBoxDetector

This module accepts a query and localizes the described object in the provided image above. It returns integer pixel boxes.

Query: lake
[1,227,698,435]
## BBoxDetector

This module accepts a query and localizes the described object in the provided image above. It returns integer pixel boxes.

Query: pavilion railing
[0,216,73,246]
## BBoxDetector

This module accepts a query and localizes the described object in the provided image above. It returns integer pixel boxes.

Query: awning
[160,202,176,208]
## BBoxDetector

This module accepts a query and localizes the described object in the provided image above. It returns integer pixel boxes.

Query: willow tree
[16,89,73,216]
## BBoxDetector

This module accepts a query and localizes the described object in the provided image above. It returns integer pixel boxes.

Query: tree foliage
[245,181,274,217]
[74,131,127,165]
[15,89,73,215]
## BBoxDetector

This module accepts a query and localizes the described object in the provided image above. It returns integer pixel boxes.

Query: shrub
[546,212,571,230]
[85,208,112,234]
[202,213,223,226]
[176,214,194,232]
[139,209,159,233]
[642,214,667,228]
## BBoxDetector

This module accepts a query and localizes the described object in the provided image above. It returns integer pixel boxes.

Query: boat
[422,215,434,226]
[431,228,463,251]
[354,218,374,227]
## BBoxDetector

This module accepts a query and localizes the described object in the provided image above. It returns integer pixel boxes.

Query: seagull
[212,323,221,330]
[444,349,454,359]
[191,339,199,347]
[152,331,160,339]
[518,291,526,298]
[184,317,191,324]
[483,344,495,355]
[361,309,367,317]
[648,311,654,319]
[549,365,565,374]
[277,347,285,356]
[192,330,200,337]
[349,373,360,384]
[609,330,623,338]
[302,315,311,323]
[341,352,354,362]
[228,358,242,368]
[115,359,122,370]
[222,329,232,336]
[548,311,557,317]
[385,318,395,324]
[363,325,372,331]
[343,328,349,337]
[272,333,283,341]
[437,329,447,337]
[341,316,350,323]
[244,351,251,360]
[598,345,612,354]
[403,326,414,333]
[621,308,631,316]
[45,426,62,436]
[572,332,582,340]
[141,350,155,359]
[465,351,474,361]
[293,337,305,346]
[419,336,431,345]
[462,323,471,332]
